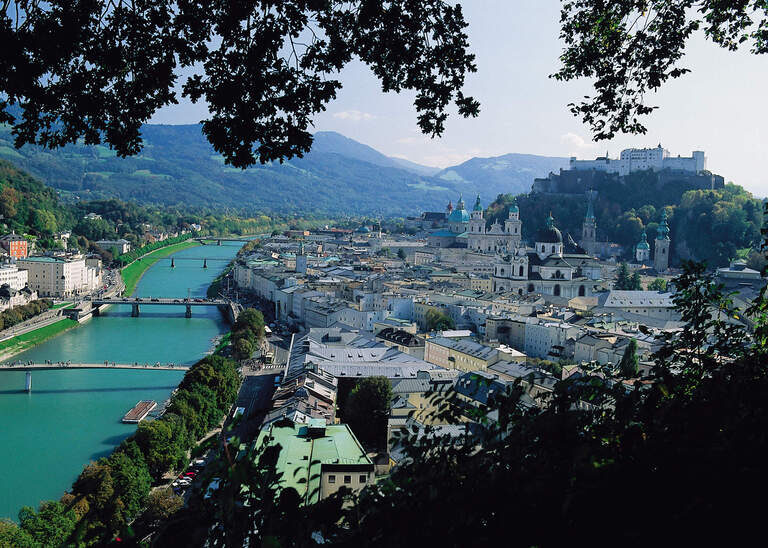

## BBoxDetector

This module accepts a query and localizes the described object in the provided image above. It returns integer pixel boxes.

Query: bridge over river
[0,362,191,392]
[73,297,241,320]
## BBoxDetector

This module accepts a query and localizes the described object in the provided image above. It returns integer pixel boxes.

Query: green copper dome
[535,212,563,244]
[637,230,650,250]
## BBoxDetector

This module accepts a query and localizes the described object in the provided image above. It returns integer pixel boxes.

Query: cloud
[560,132,597,151]
[332,110,375,122]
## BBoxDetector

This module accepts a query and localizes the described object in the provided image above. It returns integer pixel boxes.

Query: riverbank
[0,319,79,362]
[121,240,200,296]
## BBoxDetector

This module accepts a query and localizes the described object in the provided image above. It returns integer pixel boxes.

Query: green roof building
[255,419,374,505]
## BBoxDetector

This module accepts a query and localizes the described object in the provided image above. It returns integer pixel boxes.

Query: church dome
[448,208,470,223]
[535,213,562,243]
[637,230,650,250]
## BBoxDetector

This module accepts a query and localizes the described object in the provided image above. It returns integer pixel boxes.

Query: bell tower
[654,210,671,273]
[581,189,597,255]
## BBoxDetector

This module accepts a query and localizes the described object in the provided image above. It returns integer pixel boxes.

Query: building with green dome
[635,230,651,263]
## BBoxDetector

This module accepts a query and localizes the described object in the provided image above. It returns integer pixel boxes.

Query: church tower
[654,210,670,273]
[504,199,523,250]
[581,189,597,256]
[468,195,485,251]
[635,230,650,263]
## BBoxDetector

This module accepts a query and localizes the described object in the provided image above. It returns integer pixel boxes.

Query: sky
[150,0,768,196]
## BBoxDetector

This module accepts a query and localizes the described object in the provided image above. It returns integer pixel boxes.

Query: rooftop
[255,421,373,505]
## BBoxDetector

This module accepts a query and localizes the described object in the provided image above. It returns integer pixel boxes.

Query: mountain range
[0,124,568,216]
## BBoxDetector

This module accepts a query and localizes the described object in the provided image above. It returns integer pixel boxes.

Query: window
[344,475,352,484]
[328,475,336,484]
[360,475,367,483]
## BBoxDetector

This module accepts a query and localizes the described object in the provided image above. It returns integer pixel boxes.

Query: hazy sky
[150,1,768,196]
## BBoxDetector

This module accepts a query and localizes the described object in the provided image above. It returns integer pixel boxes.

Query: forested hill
[0,125,565,216]
[485,173,763,269]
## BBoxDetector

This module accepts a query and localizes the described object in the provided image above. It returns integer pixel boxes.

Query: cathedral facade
[490,211,602,299]
[467,196,522,253]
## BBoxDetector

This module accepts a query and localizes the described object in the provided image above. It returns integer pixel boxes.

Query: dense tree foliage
[554,1,768,140]
[648,278,668,292]
[344,376,393,449]
[231,308,266,360]
[486,178,762,267]
[426,308,455,331]
[614,263,642,290]
[2,1,478,168]
[618,338,639,377]
[0,299,52,331]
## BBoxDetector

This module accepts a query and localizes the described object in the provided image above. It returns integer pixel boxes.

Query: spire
[473,194,483,211]
[656,210,670,240]
[585,189,596,220]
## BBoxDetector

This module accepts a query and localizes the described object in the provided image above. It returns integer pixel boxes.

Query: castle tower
[504,199,523,250]
[581,189,597,256]
[654,210,670,273]
[635,230,651,263]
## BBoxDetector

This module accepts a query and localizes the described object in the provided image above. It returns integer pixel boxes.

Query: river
[0,241,242,521]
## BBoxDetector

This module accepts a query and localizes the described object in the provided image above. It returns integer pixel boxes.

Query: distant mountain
[389,157,442,177]
[436,153,570,199]
[0,125,565,216]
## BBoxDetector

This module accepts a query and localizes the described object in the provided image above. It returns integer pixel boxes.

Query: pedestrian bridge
[0,362,192,392]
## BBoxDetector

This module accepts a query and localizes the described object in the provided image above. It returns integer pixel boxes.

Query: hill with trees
[485,173,762,269]
[0,160,328,261]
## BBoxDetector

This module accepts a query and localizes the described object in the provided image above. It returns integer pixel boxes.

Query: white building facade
[17,255,102,297]
[570,145,706,176]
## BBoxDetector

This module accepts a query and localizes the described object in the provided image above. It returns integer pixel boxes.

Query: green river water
[0,242,242,520]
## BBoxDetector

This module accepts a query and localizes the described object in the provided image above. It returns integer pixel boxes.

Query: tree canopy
[555,0,768,140]
[2,0,478,168]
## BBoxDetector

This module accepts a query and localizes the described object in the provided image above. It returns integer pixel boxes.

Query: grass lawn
[121,241,200,296]
[0,319,79,358]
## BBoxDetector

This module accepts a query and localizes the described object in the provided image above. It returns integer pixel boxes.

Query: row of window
[328,474,367,485]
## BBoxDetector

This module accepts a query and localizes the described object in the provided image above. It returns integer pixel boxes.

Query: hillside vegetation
[486,172,762,268]
[0,160,329,261]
